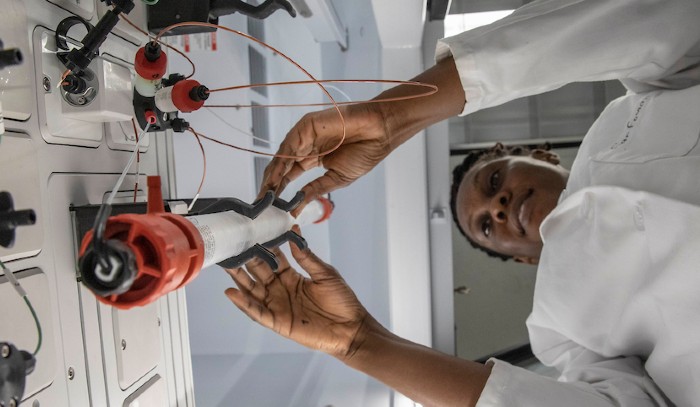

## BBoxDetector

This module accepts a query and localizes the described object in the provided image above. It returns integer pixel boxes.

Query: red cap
[134,46,167,80]
[78,176,205,309]
[171,79,206,113]
[313,196,335,224]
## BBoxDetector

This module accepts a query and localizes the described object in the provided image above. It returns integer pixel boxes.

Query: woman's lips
[515,189,534,235]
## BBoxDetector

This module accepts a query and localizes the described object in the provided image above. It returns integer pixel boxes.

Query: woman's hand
[225,238,369,359]
[259,103,391,212]
[259,57,465,213]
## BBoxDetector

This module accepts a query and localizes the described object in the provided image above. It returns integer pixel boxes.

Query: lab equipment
[77,176,333,309]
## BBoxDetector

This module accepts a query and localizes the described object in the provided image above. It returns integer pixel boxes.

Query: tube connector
[189,85,209,102]
[135,42,167,80]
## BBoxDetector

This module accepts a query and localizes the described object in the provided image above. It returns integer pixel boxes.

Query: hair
[449,142,550,261]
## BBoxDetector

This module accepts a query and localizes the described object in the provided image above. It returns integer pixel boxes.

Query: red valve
[79,176,205,310]
[144,109,157,125]
[134,43,167,80]
[170,79,209,113]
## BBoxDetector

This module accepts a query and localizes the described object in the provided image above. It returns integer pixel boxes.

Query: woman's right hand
[258,103,391,210]
[259,56,465,211]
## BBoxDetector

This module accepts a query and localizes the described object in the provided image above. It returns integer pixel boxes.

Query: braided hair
[449,143,550,261]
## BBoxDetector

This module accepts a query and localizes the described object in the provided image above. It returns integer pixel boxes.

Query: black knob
[189,85,209,102]
[62,74,88,94]
[0,48,22,69]
[144,41,162,62]
[0,192,36,249]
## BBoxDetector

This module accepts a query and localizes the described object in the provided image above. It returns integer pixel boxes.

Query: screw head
[42,76,51,92]
[68,367,75,380]
[1,344,10,358]
[121,339,127,350]
[9,397,17,407]
[77,96,87,105]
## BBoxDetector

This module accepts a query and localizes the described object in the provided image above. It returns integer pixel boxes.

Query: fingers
[269,247,292,272]
[224,287,274,328]
[225,267,265,298]
[243,256,277,286]
[274,162,308,197]
[258,158,294,200]
[289,240,340,282]
[288,170,346,216]
[258,119,319,199]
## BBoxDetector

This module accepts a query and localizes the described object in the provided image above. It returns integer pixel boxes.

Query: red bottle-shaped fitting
[79,176,205,310]
[155,79,209,113]
[134,42,168,80]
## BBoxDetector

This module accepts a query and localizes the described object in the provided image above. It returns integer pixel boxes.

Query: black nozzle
[59,1,135,73]
[144,41,162,62]
[0,209,36,231]
[79,240,137,297]
[62,74,88,94]
[0,192,36,249]
[0,48,22,69]
[170,118,190,133]
[189,85,209,102]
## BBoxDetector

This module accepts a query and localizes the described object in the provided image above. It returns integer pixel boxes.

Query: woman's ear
[530,149,561,165]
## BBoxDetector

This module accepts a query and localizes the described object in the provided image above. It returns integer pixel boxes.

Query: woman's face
[455,153,569,264]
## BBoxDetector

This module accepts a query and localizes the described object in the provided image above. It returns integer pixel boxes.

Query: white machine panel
[123,375,167,407]
[45,0,95,21]
[0,268,55,401]
[61,58,133,123]
[105,119,152,151]
[0,132,43,262]
[33,27,103,146]
[0,1,33,121]
[112,303,161,390]
[33,28,138,146]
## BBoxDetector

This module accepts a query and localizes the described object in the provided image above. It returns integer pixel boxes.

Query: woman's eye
[482,218,492,237]
[489,170,501,191]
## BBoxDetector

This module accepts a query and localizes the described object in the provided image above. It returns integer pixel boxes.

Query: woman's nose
[491,193,508,223]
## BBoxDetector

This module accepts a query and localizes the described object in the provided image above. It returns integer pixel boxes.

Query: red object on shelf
[79,176,204,310]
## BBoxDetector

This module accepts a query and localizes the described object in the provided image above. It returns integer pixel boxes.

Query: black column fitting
[144,41,162,62]
[62,73,88,94]
[189,85,210,102]
[61,0,135,73]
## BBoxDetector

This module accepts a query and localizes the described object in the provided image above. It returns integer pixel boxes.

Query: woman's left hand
[224,237,369,359]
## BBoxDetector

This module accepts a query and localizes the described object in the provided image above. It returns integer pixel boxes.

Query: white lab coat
[436,0,700,405]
